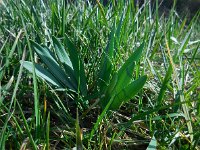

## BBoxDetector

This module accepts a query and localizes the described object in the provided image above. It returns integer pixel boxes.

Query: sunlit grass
[0,0,199,149]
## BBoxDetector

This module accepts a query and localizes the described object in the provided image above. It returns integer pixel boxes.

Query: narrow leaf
[98,22,116,91]
[22,61,62,88]
[46,112,50,150]
[146,136,157,150]
[52,36,78,89]
[52,36,72,68]
[31,41,76,91]
[157,64,173,105]
[90,96,114,140]
[114,43,144,93]
[175,29,192,60]
[76,109,83,150]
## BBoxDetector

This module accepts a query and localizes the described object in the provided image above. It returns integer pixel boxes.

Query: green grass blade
[157,64,173,106]
[175,29,192,60]
[89,96,114,141]
[115,13,124,51]
[19,9,41,140]
[46,112,50,150]
[76,109,83,150]
[6,30,22,68]
[17,100,37,150]
[61,0,66,37]
[105,21,115,57]
[0,31,21,81]
[96,0,107,26]
[0,132,9,150]
[0,49,26,148]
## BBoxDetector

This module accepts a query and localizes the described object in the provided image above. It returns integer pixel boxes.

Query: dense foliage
[0,0,199,149]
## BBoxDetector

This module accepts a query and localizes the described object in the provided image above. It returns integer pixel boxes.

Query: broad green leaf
[114,43,144,93]
[52,36,72,68]
[110,75,147,110]
[22,61,62,88]
[98,55,112,93]
[52,36,78,90]
[100,72,117,108]
[100,43,145,109]
[98,22,115,92]
[31,41,76,91]
[46,112,50,150]
[114,62,136,94]
[146,136,157,150]
[64,36,87,96]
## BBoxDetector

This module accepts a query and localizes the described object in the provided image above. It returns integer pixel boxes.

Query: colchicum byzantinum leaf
[22,36,87,97]
[22,21,147,111]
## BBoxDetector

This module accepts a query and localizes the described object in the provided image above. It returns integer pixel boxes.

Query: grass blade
[17,100,37,150]
[19,10,41,140]
[89,96,114,141]
[76,109,83,150]
[46,112,50,150]
[157,64,173,106]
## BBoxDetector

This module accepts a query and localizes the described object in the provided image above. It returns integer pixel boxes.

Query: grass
[0,0,200,149]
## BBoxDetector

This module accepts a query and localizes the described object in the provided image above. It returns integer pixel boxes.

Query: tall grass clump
[0,0,199,149]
